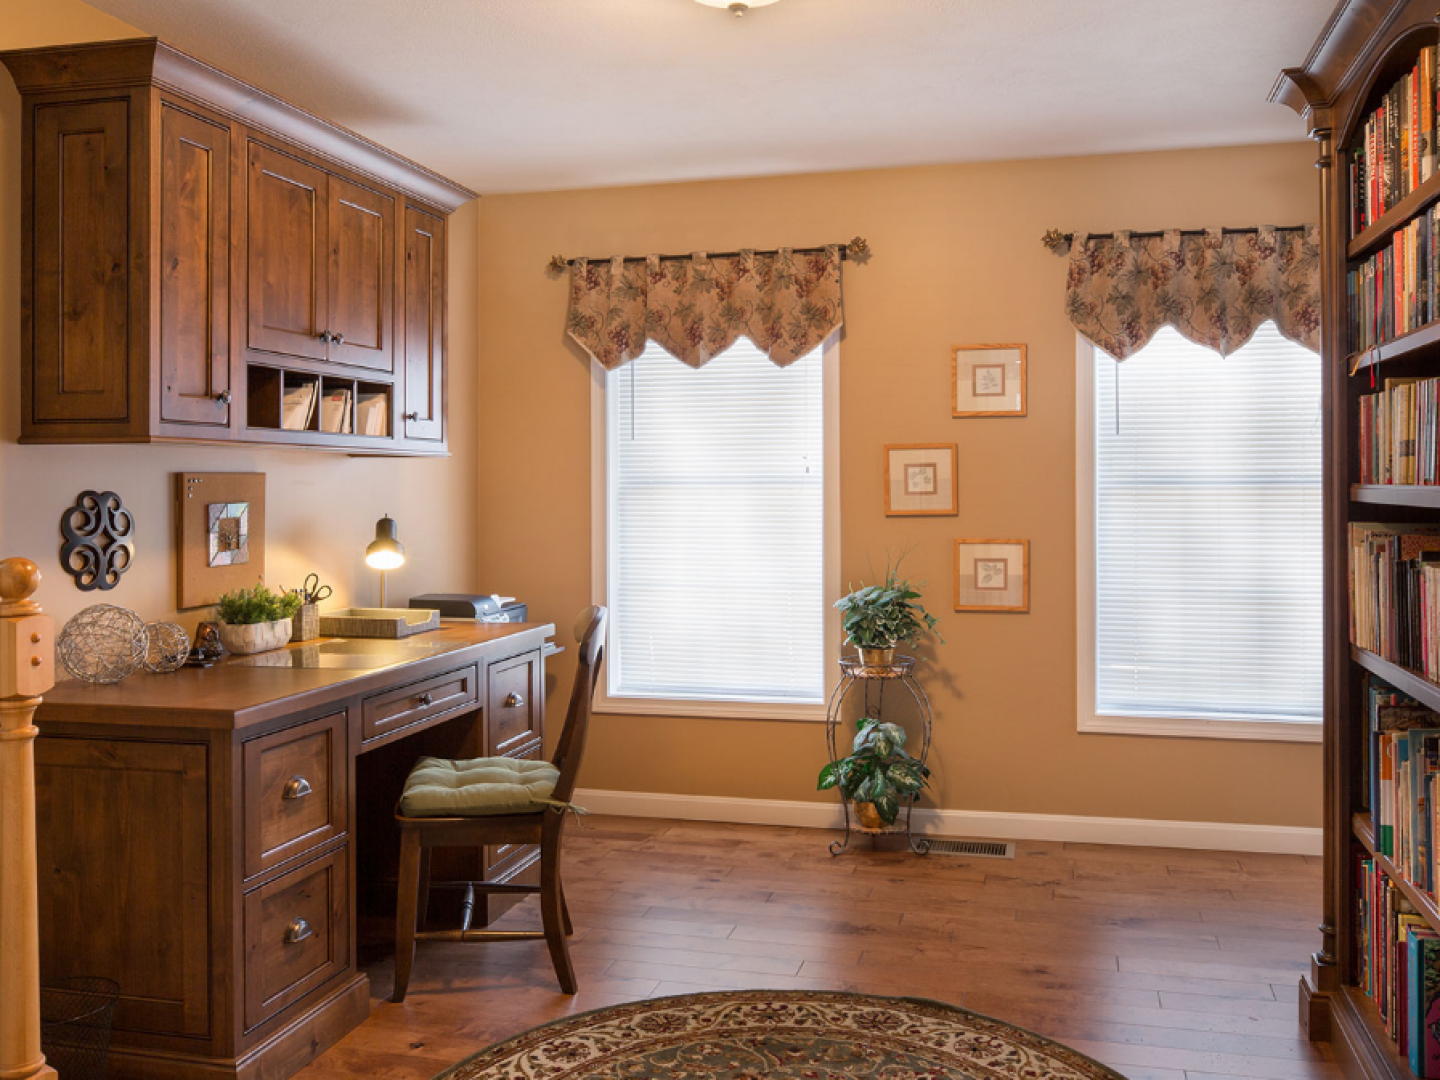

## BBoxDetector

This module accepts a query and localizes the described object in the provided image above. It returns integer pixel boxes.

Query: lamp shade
[364,516,405,570]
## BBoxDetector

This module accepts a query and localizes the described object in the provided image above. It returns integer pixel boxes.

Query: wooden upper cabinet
[246,143,330,364]
[0,38,474,454]
[160,101,232,429]
[403,206,445,441]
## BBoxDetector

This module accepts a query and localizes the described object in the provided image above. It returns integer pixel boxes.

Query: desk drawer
[487,650,541,756]
[243,712,348,879]
[243,844,349,1031]
[362,662,478,743]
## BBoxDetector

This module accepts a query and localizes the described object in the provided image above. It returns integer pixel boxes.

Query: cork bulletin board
[176,472,266,609]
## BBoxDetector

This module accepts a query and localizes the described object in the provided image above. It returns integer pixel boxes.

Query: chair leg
[392,827,422,1003]
[417,846,432,932]
[539,818,576,994]
[561,884,573,936]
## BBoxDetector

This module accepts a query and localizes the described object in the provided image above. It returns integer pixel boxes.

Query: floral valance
[566,247,844,369]
[1062,225,1321,360]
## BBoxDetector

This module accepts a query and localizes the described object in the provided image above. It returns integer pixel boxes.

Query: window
[1076,322,1322,741]
[591,336,838,719]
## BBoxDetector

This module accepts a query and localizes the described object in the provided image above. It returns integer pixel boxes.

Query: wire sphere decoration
[58,605,149,684]
[142,622,191,674]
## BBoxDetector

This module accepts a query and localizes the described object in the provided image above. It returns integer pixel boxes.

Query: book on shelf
[1350,524,1440,676]
[1352,46,1440,238]
[319,387,353,434]
[1357,855,1440,1075]
[1347,205,1440,354]
[281,380,318,431]
[356,390,388,437]
[1358,376,1440,485]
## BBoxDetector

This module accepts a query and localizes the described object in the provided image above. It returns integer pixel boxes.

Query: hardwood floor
[296,815,1333,1080]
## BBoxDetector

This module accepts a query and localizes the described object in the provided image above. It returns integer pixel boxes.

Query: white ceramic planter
[218,618,293,656]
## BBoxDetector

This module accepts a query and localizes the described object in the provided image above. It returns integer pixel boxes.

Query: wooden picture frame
[954,539,1029,612]
[952,344,1026,417]
[884,444,958,516]
[177,472,266,609]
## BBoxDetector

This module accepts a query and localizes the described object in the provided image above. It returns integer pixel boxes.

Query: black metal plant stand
[824,655,934,856]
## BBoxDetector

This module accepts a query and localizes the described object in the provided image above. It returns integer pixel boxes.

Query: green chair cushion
[399,755,561,818]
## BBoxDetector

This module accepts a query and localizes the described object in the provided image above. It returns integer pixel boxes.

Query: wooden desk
[33,620,554,1080]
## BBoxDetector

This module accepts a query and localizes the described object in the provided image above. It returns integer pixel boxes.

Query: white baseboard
[572,788,1322,856]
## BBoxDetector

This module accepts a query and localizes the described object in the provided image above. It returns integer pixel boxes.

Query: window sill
[594,692,826,723]
[1079,713,1321,743]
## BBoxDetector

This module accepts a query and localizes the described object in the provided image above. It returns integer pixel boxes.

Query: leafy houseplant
[834,568,940,667]
[214,583,303,655]
[817,718,930,827]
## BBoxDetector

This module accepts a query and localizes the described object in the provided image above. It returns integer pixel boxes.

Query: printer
[409,593,528,623]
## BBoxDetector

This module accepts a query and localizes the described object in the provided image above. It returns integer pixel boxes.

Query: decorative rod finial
[1041,228,1068,252]
[547,255,570,275]
[846,236,870,258]
[0,557,41,617]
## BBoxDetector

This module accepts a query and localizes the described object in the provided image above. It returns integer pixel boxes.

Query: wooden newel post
[0,558,57,1080]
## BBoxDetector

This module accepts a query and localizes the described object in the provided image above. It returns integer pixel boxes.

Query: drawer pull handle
[416,692,433,707]
[282,776,313,800]
[283,918,314,944]
[504,692,524,708]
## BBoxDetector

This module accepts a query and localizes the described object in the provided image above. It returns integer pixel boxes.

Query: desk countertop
[39,620,554,731]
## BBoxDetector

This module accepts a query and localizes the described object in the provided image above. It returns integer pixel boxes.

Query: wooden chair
[391,606,606,1000]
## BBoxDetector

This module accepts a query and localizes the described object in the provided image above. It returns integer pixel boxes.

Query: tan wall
[0,0,482,631]
[476,143,1324,827]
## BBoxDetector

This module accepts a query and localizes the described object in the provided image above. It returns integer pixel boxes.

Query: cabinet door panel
[33,100,131,423]
[402,205,445,440]
[159,102,231,427]
[328,176,393,371]
[36,738,211,1039]
[247,142,328,361]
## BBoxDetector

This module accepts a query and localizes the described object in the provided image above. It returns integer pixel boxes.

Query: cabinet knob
[416,692,433,707]
[214,390,232,405]
[402,412,419,422]
[283,918,314,944]
[282,775,313,800]
[331,332,344,346]
[318,330,333,343]
[504,692,524,708]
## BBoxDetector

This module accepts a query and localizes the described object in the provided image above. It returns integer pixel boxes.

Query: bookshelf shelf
[1349,484,1440,507]
[1347,319,1440,374]
[1348,168,1440,261]
[1350,647,1440,713]
[1352,812,1440,938]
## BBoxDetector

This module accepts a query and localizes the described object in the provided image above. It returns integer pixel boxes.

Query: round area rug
[434,989,1124,1080]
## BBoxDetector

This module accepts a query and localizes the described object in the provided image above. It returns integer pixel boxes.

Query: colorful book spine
[1350,46,1440,238]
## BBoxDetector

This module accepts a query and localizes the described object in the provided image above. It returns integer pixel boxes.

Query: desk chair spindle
[391,606,606,999]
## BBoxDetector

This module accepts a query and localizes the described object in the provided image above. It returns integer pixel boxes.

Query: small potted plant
[215,583,303,655]
[817,718,931,829]
[834,566,940,668]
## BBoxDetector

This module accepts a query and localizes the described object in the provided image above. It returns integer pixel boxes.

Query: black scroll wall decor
[60,490,135,591]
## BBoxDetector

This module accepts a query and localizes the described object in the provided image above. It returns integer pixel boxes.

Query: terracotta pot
[856,646,896,669]
[218,618,293,656]
[852,801,886,830]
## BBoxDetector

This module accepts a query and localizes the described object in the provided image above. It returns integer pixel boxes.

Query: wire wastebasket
[40,977,120,1080]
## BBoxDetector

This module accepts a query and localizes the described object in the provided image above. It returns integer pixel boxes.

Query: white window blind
[604,338,826,705]
[1091,322,1322,724]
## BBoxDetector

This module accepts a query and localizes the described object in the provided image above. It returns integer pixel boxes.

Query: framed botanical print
[884,444,958,516]
[954,539,1029,612]
[952,344,1026,417]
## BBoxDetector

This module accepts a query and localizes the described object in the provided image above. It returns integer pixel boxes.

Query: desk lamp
[364,515,404,607]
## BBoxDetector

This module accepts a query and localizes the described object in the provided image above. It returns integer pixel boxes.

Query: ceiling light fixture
[692,0,781,16]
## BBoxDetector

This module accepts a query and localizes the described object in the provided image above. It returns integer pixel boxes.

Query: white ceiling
[86,0,1330,194]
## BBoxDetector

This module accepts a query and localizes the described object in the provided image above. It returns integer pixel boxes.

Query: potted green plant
[215,583,304,655]
[834,567,940,668]
[817,718,931,829]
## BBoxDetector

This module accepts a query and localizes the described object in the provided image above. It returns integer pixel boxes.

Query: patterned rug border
[428,988,1127,1080]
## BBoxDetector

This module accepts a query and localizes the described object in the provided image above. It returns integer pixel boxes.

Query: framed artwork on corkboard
[884,444,958,516]
[954,538,1029,612]
[952,344,1026,417]
[176,472,266,609]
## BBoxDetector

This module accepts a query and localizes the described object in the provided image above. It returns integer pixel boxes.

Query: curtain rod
[547,236,869,274]
[1040,225,1310,251]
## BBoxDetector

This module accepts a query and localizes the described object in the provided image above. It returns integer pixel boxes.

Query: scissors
[299,573,333,604]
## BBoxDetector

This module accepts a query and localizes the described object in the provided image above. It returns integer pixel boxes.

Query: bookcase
[1275,4,1440,1078]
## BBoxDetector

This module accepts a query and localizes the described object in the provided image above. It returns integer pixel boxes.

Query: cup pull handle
[283,918,314,944]
[282,776,313,800]
[504,692,524,708]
